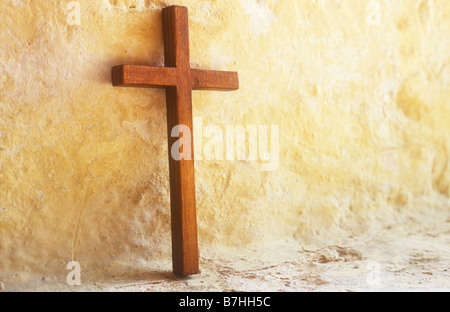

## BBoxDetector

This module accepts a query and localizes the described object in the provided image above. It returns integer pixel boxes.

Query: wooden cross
[111,5,239,276]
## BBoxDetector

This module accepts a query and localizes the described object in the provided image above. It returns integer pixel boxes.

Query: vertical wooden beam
[162,6,199,276]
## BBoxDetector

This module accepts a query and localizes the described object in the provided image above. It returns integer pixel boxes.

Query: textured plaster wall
[0,0,449,282]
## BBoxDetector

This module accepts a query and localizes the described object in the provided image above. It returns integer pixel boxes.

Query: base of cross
[112,5,239,276]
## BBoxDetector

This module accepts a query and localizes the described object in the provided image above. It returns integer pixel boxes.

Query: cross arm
[191,69,239,91]
[112,65,177,88]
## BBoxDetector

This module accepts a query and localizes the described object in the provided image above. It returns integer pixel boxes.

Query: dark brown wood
[111,5,239,276]
[111,66,239,91]
[191,69,239,91]
[112,65,177,88]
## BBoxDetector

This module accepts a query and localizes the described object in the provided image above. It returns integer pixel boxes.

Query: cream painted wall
[0,0,449,283]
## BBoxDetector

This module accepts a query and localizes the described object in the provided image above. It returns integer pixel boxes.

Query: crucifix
[111,5,239,276]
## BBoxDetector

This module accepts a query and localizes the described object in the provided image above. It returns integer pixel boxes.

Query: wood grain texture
[191,69,239,91]
[162,6,199,276]
[112,65,239,91]
[112,65,177,87]
[111,5,239,276]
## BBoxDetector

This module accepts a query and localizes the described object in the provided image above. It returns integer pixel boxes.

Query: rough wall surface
[0,0,449,287]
